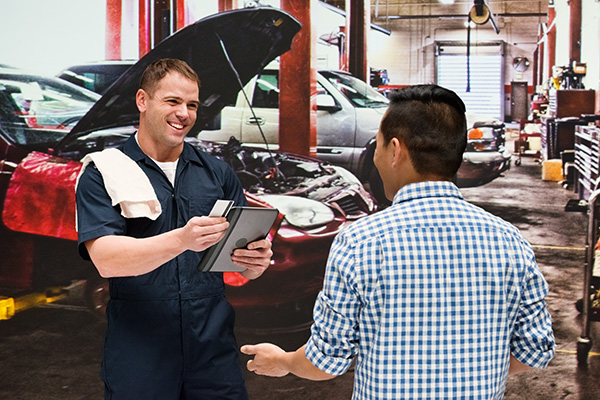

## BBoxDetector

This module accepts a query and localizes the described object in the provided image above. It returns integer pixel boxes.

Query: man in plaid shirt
[242,84,555,399]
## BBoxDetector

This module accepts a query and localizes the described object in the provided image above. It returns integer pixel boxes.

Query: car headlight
[259,195,335,229]
[467,127,498,151]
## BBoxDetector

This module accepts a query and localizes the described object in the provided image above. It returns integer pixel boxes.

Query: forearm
[242,343,336,381]
[509,355,533,375]
[85,229,186,277]
[282,345,336,381]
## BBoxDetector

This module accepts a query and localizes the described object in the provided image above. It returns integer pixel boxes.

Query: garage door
[436,42,504,120]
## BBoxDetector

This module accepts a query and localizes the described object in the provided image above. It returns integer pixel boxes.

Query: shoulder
[463,200,523,235]
[76,162,104,191]
[334,209,391,248]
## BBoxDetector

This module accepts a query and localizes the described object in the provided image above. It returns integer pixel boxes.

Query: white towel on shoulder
[76,148,162,220]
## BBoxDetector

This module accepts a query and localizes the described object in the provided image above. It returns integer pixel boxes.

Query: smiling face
[136,71,200,161]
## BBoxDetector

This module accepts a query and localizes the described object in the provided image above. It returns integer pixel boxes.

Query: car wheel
[84,273,109,319]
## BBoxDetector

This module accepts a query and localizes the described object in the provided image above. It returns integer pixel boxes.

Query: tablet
[197,206,280,272]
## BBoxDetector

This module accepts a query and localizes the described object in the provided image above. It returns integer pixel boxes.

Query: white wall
[553,0,570,68]
[3,0,595,115]
[0,0,106,75]
[0,0,361,75]
[580,0,600,97]
[369,5,544,87]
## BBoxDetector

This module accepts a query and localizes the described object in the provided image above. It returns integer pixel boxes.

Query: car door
[316,71,388,174]
[197,79,252,144]
[315,75,358,173]
[239,70,280,147]
[238,68,363,173]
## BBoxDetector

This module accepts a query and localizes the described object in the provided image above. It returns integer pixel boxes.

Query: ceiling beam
[377,12,546,20]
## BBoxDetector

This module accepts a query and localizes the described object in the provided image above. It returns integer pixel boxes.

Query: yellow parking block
[0,288,68,320]
[0,296,15,320]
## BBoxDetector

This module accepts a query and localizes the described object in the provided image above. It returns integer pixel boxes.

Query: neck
[135,132,183,162]
[394,169,452,194]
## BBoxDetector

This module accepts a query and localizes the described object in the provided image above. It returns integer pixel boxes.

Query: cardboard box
[529,136,542,151]
[514,139,529,152]
[542,159,563,181]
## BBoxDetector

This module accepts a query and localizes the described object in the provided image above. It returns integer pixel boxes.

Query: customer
[76,58,272,399]
[241,84,555,399]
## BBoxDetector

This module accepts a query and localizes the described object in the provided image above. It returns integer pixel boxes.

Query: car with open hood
[0,7,376,325]
[58,57,511,208]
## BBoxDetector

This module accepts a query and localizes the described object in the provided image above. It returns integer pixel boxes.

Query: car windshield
[0,73,99,151]
[320,71,389,108]
[58,63,133,94]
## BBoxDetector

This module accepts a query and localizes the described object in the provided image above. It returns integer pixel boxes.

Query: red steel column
[569,0,581,63]
[348,0,369,82]
[546,1,556,78]
[533,47,539,89]
[279,0,317,158]
[339,25,348,71]
[106,0,122,60]
[139,0,151,57]
[176,0,185,30]
[535,23,545,89]
[218,0,238,12]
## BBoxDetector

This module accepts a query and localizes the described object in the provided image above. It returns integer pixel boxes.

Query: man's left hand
[231,238,273,280]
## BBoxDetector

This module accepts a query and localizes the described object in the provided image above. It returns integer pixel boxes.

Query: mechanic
[76,58,272,399]
[241,84,555,399]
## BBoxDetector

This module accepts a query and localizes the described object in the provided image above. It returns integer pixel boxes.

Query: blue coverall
[76,135,249,399]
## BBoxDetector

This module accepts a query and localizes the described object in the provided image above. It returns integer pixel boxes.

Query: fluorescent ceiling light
[439,0,455,4]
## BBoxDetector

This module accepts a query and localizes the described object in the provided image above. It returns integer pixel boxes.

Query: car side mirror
[316,93,342,113]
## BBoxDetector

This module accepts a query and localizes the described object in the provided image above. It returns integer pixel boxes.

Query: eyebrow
[163,95,200,107]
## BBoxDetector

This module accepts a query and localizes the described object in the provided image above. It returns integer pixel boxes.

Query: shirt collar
[121,133,204,167]
[392,180,464,205]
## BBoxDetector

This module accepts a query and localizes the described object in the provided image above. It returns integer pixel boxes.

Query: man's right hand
[86,216,229,278]
[180,216,229,252]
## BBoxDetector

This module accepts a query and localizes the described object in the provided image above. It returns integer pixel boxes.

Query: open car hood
[57,7,301,148]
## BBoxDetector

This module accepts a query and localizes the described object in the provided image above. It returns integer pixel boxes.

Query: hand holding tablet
[199,201,279,272]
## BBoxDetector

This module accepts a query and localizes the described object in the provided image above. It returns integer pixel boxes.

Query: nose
[174,103,189,117]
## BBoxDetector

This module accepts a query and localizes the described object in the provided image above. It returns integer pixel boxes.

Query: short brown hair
[381,85,467,178]
[139,58,201,96]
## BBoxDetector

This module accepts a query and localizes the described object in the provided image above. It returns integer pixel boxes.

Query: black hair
[380,84,467,178]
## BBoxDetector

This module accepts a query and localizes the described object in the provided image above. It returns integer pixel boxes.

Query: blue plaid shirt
[305,181,555,399]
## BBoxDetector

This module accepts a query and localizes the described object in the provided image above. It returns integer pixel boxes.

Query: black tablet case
[197,207,279,272]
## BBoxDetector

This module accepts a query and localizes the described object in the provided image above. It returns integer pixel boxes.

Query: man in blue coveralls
[76,58,273,399]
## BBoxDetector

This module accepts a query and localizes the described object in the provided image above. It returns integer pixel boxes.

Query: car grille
[332,195,365,218]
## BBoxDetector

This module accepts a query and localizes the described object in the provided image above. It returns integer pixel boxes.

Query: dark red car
[0,8,376,323]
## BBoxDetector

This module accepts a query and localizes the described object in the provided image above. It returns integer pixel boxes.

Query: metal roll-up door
[436,42,504,120]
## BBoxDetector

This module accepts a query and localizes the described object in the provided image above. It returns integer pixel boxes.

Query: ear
[136,89,147,113]
[389,137,405,168]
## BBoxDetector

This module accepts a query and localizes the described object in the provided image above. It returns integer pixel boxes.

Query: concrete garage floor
[1,137,600,399]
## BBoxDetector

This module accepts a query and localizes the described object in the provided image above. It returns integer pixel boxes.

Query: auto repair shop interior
[1,1,600,399]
